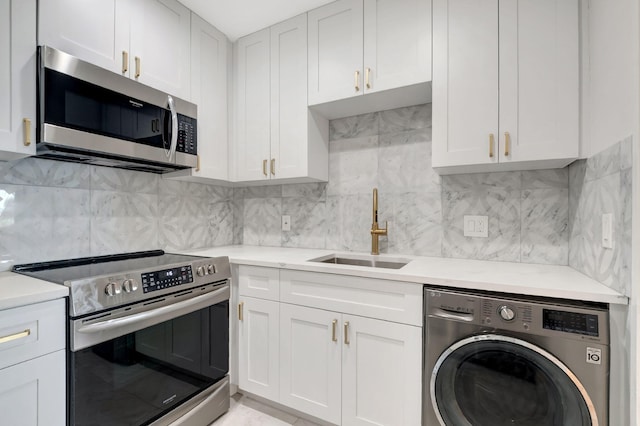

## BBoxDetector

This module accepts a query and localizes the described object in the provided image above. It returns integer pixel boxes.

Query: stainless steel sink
[309,254,410,269]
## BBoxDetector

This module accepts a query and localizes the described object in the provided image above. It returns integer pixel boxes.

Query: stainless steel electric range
[13,250,231,426]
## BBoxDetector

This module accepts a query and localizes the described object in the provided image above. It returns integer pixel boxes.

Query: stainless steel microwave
[37,46,197,173]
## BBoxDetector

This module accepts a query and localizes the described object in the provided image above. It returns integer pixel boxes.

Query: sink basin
[309,254,410,269]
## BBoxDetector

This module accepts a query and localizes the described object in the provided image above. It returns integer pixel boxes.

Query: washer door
[431,334,598,426]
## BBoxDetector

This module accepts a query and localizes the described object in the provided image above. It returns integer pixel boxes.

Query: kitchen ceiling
[179,0,336,41]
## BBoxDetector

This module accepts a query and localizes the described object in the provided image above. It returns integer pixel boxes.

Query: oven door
[68,283,229,426]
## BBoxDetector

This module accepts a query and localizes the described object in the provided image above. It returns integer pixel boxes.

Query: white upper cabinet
[308,0,431,112]
[0,0,37,161]
[165,13,230,183]
[39,0,191,100]
[233,14,328,184]
[432,0,579,174]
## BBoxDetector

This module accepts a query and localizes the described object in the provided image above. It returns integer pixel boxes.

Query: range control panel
[141,265,193,293]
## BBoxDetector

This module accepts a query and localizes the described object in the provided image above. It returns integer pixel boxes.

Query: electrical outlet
[602,213,613,249]
[282,215,291,231]
[464,215,488,238]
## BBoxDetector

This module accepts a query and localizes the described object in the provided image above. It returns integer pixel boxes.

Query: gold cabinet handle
[331,319,338,342]
[489,133,495,158]
[262,159,268,176]
[270,158,275,176]
[504,131,511,157]
[238,302,244,321]
[122,51,128,74]
[0,329,30,345]
[23,118,31,146]
[344,321,350,345]
[365,68,371,89]
[195,155,201,172]
[135,56,141,78]
[354,70,360,92]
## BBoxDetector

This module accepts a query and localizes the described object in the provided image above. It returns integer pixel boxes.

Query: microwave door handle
[167,95,178,161]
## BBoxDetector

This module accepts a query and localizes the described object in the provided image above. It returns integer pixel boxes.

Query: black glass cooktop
[12,250,206,285]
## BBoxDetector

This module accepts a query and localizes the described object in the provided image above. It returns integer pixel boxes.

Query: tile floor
[212,393,321,425]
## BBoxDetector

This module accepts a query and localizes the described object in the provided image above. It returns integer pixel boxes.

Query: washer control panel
[543,309,599,337]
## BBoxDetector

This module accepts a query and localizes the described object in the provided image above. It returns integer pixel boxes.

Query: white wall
[582,0,639,157]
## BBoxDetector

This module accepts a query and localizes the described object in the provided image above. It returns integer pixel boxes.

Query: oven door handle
[73,285,229,350]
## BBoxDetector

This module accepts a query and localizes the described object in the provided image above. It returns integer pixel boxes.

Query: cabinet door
[0,0,36,160]
[498,0,579,164]
[342,315,422,426]
[238,265,280,301]
[190,13,229,180]
[279,304,342,424]
[363,0,431,94]
[238,296,279,401]
[234,29,271,182]
[270,14,309,180]
[432,0,499,169]
[38,0,131,76]
[130,0,191,99]
[308,0,364,105]
[0,350,66,426]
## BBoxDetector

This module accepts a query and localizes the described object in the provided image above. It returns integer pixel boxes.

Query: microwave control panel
[177,115,197,155]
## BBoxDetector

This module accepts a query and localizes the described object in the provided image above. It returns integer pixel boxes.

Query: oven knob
[104,282,120,296]
[122,279,138,293]
[207,264,216,274]
[196,266,205,277]
[498,305,516,321]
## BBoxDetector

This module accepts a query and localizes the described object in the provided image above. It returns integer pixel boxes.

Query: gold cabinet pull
[122,51,129,74]
[365,68,371,89]
[238,302,244,321]
[354,70,360,92]
[344,321,350,345]
[489,133,495,158]
[0,329,30,345]
[135,56,141,78]
[504,131,511,157]
[195,155,201,172]
[23,118,31,146]
[331,319,338,342]
[270,158,275,176]
[262,159,268,176]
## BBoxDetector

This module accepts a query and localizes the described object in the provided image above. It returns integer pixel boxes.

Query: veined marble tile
[282,198,327,249]
[159,178,210,198]
[619,169,632,295]
[521,168,568,189]
[240,185,283,199]
[207,185,234,202]
[158,216,212,251]
[327,136,379,196]
[232,197,244,245]
[585,142,620,181]
[282,183,327,199]
[92,166,159,194]
[329,112,379,141]
[521,188,569,265]
[158,193,210,218]
[90,216,159,255]
[442,189,521,262]
[243,198,282,246]
[620,135,633,171]
[442,171,522,192]
[379,104,431,134]
[0,157,91,188]
[92,191,158,217]
[210,201,235,247]
[378,130,440,194]
[386,192,442,256]
[326,194,372,253]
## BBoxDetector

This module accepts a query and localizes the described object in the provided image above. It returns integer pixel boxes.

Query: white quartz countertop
[0,271,68,310]
[182,245,628,305]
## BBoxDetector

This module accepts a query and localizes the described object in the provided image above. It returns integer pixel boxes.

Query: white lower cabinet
[237,267,423,425]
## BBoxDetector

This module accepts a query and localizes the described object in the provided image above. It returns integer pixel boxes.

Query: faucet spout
[370,188,387,255]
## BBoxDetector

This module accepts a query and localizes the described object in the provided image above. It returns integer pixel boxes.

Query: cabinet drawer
[0,299,65,370]
[238,266,280,301]
[280,270,422,326]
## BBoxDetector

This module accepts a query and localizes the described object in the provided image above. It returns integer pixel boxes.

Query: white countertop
[183,245,629,305]
[0,271,69,310]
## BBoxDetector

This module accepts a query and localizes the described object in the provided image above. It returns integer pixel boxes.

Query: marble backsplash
[569,137,633,296]
[235,104,572,265]
[0,159,234,270]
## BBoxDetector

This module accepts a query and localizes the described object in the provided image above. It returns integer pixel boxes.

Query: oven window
[69,301,228,426]
[433,339,592,426]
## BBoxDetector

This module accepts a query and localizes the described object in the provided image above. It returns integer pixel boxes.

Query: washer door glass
[432,337,593,426]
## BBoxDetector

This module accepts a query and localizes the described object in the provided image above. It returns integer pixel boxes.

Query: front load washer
[423,287,609,426]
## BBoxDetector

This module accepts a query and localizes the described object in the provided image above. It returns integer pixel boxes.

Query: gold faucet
[370,188,388,255]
